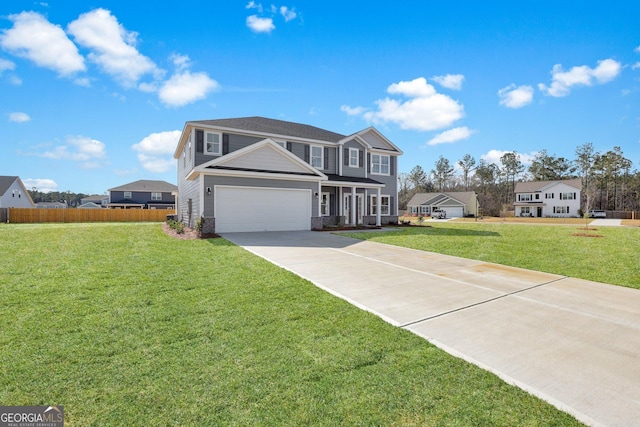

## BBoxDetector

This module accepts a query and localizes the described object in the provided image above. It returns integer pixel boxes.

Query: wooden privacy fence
[7,208,172,223]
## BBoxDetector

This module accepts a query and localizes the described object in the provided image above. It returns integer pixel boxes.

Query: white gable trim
[187,138,327,181]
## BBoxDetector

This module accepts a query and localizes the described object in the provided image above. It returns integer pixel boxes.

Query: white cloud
[426,126,475,146]
[246,1,263,12]
[431,74,464,90]
[344,77,464,131]
[0,11,85,76]
[0,58,16,72]
[132,130,180,173]
[538,58,621,97]
[9,112,31,123]
[498,84,534,108]
[481,149,536,167]
[35,135,107,168]
[158,71,219,107]
[280,6,297,22]
[67,8,160,87]
[23,178,58,193]
[340,105,367,116]
[170,53,191,72]
[246,15,275,33]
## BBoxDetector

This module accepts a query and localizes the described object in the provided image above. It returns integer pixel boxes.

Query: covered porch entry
[320,175,385,227]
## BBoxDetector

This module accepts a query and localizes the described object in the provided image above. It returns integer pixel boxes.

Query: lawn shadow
[369,226,500,238]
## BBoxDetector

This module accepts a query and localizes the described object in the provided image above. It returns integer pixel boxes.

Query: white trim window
[311,145,323,169]
[370,195,390,215]
[371,154,390,175]
[518,194,532,201]
[124,191,132,199]
[205,131,222,155]
[151,192,162,201]
[349,148,359,168]
[320,192,330,216]
[560,192,576,200]
[554,206,570,214]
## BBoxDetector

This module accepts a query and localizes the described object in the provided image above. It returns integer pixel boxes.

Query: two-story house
[173,116,403,233]
[107,180,177,209]
[514,178,582,217]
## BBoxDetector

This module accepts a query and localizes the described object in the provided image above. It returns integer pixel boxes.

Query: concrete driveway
[222,231,640,427]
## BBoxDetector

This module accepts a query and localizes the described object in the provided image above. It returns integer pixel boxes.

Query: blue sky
[1,1,639,194]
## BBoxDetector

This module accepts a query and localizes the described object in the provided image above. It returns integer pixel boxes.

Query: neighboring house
[80,195,109,208]
[108,180,177,209]
[36,202,67,208]
[514,178,582,217]
[173,116,403,233]
[407,192,479,218]
[0,176,35,208]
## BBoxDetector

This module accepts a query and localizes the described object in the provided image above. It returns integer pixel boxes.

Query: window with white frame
[320,192,330,216]
[205,131,222,155]
[420,206,430,214]
[371,154,390,175]
[311,145,323,169]
[124,191,132,199]
[349,148,359,167]
[554,206,570,214]
[545,193,554,199]
[370,195,390,215]
[521,206,531,214]
[560,192,576,200]
[151,192,162,201]
[274,140,286,148]
[518,194,532,201]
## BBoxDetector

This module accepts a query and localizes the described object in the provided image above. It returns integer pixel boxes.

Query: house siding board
[203,175,319,218]
[341,139,366,178]
[178,177,200,226]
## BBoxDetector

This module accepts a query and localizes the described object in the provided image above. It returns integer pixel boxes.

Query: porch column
[376,187,381,226]
[351,186,356,225]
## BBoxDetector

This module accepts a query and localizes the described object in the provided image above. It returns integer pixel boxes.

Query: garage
[215,186,311,233]
[441,206,464,218]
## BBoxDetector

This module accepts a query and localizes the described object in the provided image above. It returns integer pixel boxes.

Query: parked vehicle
[432,209,447,219]
[588,210,606,218]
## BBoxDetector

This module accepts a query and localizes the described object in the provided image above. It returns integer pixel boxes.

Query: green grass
[0,223,583,426]
[345,223,640,289]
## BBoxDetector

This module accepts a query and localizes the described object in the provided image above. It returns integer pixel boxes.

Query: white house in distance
[0,176,35,208]
[514,178,582,217]
[407,191,479,218]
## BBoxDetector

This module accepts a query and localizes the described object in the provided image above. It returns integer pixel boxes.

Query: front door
[344,194,363,225]
[537,207,543,217]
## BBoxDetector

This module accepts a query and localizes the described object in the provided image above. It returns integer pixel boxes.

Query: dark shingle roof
[108,180,177,192]
[0,176,18,195]
[191,116,347,143]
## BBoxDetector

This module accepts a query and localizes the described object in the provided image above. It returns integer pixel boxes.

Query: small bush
[166,219,185,234]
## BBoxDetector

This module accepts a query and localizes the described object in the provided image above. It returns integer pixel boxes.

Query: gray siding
[341,139,366,178]
[177,177,200,228]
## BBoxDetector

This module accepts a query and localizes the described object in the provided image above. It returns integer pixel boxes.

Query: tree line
[27,189,93,208]
[398,143,640,216]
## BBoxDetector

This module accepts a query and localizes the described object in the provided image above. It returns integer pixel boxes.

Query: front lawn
[0,223,582,426]
[345,222,640,289]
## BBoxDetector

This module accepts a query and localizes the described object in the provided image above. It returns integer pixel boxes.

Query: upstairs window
[518,194,532,201]
[205,132,222,155]
[371,154,390,175]
[349,148,359,168]
[124,192,132,199]
[311,145,323,169]
[151,192,162,201]
[560,192,576,200]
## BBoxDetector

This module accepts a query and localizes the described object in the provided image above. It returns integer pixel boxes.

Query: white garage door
[445,206,464,218]
[215,186,311,233]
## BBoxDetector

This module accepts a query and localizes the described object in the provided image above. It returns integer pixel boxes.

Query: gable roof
[191,116,347,143]
[407,191,478,207]
[108,180,177,192]
[190,138,326,181]
[514,178,582,193]
[0,176,19,195]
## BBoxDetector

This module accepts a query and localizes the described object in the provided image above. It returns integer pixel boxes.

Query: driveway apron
[222,231,640,427]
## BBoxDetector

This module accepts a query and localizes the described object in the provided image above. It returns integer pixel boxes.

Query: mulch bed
[573,226,604,237]
[162,222,220,240]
